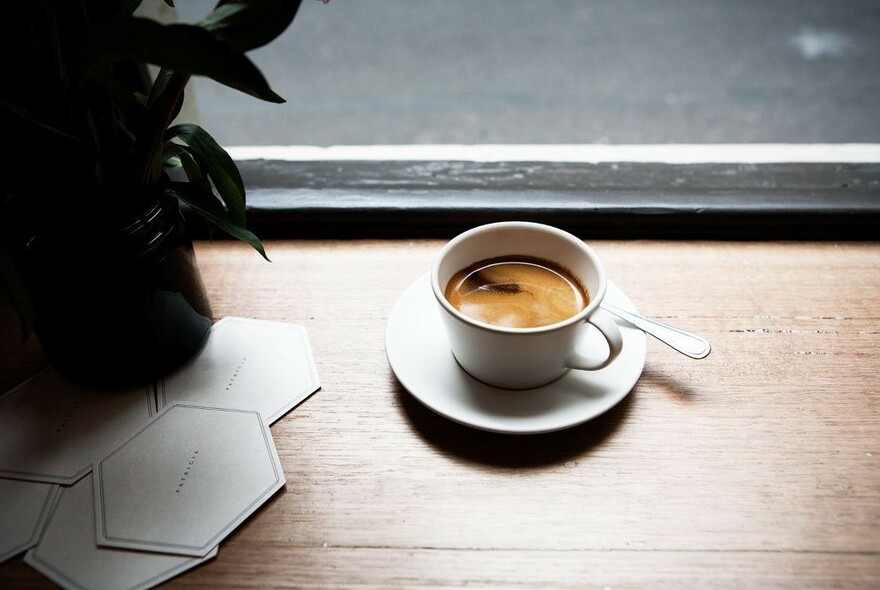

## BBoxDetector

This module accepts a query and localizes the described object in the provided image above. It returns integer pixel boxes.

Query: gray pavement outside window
[177,0,880,147]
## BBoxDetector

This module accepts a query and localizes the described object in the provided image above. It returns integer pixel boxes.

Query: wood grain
[1,240,878,588]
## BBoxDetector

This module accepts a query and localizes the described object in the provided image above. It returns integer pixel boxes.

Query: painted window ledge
[217,144,880,239]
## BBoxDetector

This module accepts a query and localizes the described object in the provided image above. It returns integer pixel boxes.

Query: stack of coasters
[0,317,320,590]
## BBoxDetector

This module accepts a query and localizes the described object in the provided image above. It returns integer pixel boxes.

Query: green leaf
[169,145,213,193]
[137,68,188,187]
[161,143,185,167]
[164,184,269,261]
[201,0,303,52]
[81,17,284,103]
[0,242,34,343]
[167,123,246,225]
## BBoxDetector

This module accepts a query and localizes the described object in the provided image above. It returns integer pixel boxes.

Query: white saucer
[386,275,647,434]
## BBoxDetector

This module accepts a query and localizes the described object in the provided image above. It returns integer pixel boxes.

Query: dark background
[177,0,880,147]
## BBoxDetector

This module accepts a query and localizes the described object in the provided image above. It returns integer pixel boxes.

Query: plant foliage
[0,0,304,337]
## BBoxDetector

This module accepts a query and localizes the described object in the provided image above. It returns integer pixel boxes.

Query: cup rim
[430,221,608,334]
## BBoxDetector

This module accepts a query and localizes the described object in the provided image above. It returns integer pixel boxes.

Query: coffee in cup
[444,256,589,328]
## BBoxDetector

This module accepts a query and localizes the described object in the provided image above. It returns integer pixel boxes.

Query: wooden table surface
[2,239,879,589]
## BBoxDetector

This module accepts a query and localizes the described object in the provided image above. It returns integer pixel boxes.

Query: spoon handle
[601,303,712,359]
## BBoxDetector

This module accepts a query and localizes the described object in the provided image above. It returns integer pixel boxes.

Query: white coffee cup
[430,221,624,390]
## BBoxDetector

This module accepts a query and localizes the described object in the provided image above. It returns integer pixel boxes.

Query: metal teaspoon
[601,302,712,359]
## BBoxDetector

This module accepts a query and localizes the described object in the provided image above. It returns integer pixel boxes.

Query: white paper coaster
[25,474,216,590]
[0,369,155,484]
[0,477,59,563]
[158,317,320,424]
[94,404,285,558]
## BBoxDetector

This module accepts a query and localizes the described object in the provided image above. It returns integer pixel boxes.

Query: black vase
[20,199,212,388]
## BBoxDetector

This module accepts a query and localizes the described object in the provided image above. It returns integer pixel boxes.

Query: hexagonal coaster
[0,369,154,484]
[0,477,59,563]
[25,474,216,590]
[94,404,285,558]
[158,318,320,424]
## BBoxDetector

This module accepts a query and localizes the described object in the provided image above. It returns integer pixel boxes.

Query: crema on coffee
[444,256,588,328]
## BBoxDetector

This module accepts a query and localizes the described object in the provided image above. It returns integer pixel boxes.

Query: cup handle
[565,308,624,371]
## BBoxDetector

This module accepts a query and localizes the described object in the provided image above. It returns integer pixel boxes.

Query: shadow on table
[395,381,635,469]
[640,366,701,403]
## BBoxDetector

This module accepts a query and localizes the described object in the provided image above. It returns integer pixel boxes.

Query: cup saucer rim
[385,274,648,434]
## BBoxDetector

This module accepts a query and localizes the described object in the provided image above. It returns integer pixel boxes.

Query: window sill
[206,145,880,240]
